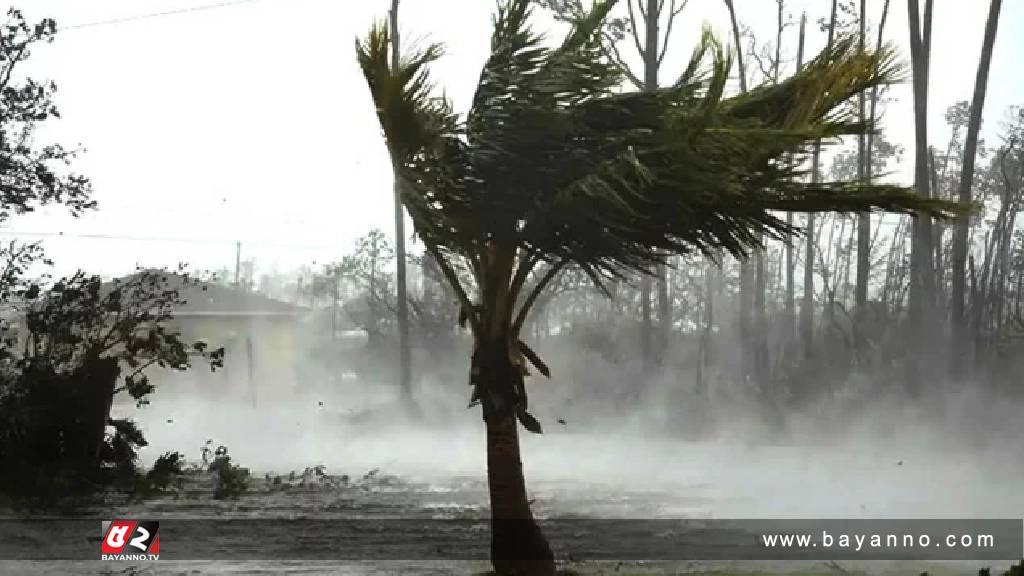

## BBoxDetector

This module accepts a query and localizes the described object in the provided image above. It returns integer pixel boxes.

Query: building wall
[151,315,301,406]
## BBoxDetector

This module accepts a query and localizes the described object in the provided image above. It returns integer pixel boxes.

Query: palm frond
[355,21,450,161]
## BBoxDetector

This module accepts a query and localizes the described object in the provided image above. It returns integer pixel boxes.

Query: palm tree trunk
[486,415,554,575]
[950,0,1002,378]
[476,336,555,575]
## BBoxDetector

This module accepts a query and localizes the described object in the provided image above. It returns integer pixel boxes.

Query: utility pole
[390,0,413,410]
[247,336,256,407]
[332,266,339,340]
[234,241,241,288]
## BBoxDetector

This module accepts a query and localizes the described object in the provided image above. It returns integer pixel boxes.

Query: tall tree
[722,0,755,378]
[855,0,869,314]
[950,0,1002,377]
[641,0,659,371]
[907,0,935,392]
[856,0,892,324]
[752,0,789,385]
[785,12,807,337]
[865,0,891,261]
[801,0,839,356]
[357,1,956,571]
[388,0,413,408]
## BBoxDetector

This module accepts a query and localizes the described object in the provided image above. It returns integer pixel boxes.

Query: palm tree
[357,1,957,573]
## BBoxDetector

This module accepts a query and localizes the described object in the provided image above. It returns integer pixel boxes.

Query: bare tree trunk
[657,267,669,363]
[739,256,754,377]
[862,0,891,333]
[723,0,747,94]
[855,0,870,317]
[950,0,1002,378]
[786,13,806,341]
[640,273,652,370]
[703,253,718,376]
[754,252,767,380]
[801,0,837,358]
[390,0,413,409]
[931,148,946,308]
[907,0,936,394]
[753,0,785,383]
[723,0,755,378]
[635,0,661,374]
[649,0,672,369]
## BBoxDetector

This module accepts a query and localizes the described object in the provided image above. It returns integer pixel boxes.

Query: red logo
[101,520,160,560]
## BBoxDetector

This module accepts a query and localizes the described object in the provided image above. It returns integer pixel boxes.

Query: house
[112,271,309,406]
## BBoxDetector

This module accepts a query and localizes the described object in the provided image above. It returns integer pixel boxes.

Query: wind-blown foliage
[0,8,94,223]
[356,0,960,420]
[0,266,226,504]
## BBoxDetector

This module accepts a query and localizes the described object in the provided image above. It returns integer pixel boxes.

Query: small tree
[337,229,397,345]
[0,9,224,504]
[357,1,958,572]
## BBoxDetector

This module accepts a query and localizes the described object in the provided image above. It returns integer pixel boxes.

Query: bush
[0,268,224,506]
[201,441,249,500]
[130,451,187,498]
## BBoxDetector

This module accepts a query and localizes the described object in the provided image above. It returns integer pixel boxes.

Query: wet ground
[2,470,1014,575]
[3,390,1022,575]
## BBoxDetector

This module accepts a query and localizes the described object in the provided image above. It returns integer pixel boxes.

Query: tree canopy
[0,8,93,223]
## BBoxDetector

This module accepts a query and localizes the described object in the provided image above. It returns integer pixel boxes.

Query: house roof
[112,270,307,318]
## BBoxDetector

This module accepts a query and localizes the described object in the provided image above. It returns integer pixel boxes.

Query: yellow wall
[169,316,300,405]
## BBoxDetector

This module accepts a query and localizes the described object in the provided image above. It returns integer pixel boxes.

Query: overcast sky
[4,0,1022,281]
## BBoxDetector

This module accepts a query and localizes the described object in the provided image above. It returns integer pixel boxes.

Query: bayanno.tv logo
[101,520,160,561]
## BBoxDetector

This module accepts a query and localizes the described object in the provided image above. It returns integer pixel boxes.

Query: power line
[58,0,268,32]
[0,230,342,252]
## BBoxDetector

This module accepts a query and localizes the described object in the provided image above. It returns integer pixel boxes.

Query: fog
[121,329,1024,523]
